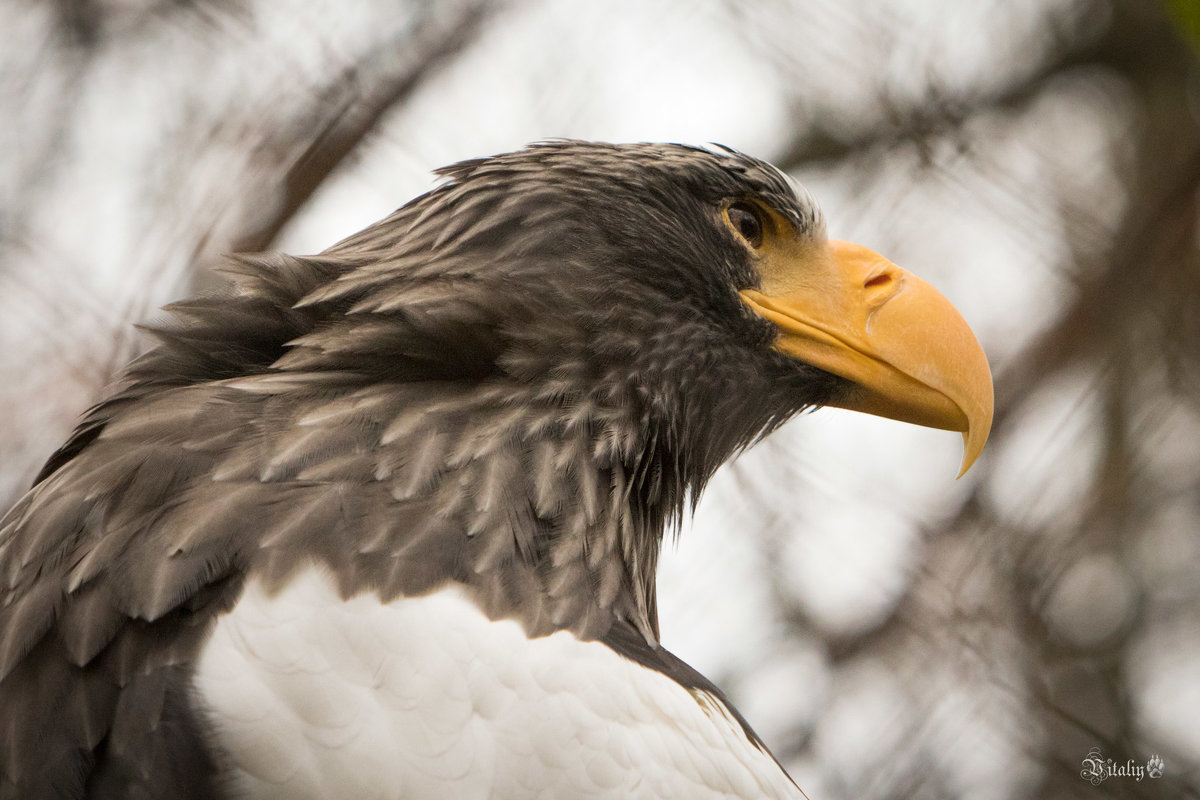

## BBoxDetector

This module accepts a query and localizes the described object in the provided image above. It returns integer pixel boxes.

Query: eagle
[0,141,992,799]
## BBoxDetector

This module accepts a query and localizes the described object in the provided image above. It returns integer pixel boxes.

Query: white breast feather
[193,567,801,799]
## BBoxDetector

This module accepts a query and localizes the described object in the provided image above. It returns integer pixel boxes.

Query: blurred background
[2,1,1198,797]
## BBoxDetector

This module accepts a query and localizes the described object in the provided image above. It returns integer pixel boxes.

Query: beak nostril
[864,273,893,290]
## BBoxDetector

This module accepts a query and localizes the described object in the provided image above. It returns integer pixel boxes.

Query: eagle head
[291,141,990,482]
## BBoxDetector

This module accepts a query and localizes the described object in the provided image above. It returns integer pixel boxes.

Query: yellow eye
[726,202,763,248]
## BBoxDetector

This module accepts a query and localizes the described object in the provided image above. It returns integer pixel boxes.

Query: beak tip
[955,417,991,479]
[955,459,972,480]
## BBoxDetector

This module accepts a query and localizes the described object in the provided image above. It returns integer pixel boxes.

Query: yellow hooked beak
[741,237,993,477]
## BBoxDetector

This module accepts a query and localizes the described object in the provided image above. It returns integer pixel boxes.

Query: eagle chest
[192,568,802,799]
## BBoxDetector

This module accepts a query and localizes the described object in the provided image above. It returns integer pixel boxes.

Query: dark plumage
[0,141,990,799]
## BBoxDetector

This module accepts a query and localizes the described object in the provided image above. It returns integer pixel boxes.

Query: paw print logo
[1146,754,1165,779]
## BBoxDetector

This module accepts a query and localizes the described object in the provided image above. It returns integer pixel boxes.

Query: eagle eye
[726,202,764,248]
